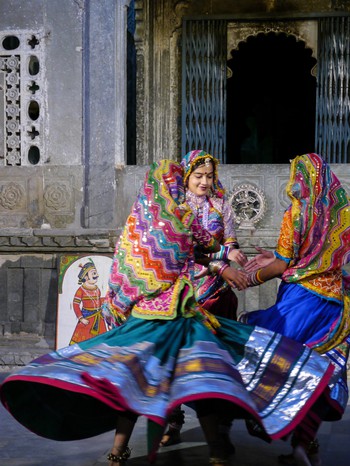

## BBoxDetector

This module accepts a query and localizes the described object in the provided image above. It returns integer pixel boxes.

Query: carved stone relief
[228,183,267,230]
[276,175,290,211]
[0,180,26,211]
[44,182,72,212]
[227,20,318,60]
[43,178,74,228]
[171,1,190,32]
[0,31,46,166]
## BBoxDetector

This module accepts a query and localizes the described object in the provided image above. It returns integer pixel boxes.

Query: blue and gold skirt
[242,281,349,418]
[0,315,333,451]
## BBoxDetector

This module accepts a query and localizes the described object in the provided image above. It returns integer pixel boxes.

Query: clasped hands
[195,246,275,291]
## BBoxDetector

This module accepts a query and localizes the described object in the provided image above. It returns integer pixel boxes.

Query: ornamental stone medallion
[228,183,267,230]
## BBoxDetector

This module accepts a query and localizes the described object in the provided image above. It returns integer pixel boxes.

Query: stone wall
[0,0,130,368]
[1,0,350,369]
[1,163,349,369]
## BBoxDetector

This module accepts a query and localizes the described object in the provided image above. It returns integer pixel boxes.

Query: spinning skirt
[242,282,349,418]
[0,315,333,448]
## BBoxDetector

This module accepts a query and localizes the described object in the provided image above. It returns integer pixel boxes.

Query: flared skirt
[0,315,333,446]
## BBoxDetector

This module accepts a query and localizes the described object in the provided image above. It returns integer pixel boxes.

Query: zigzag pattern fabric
[283,153,349,282]
[105,160,195,324]
[282,153,350,353]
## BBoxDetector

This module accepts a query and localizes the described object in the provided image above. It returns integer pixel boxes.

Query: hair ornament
[181,150,225,198]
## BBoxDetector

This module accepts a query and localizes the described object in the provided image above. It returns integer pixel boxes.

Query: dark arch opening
[226,32,317,163]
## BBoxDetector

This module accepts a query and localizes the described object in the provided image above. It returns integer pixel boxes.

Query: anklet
[107,446,131,463]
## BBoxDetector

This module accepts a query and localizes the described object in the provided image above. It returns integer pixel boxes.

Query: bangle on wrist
[248,269,265,287]
[208,260,226,275]
[218,263,229,276]
[256,269,264,283]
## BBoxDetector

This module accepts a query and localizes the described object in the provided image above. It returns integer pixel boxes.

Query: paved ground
[0,372,349,466]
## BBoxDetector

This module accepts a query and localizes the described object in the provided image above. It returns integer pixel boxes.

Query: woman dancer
[160,149,248,448]
[1,159,335,466]
[181,149,247,317]
[241,153,350,466]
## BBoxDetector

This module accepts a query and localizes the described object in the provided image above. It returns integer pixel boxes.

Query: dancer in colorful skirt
[160,149,248,448]
[0,159,335,466]
[181,149,247,317]
[240,153,350,466]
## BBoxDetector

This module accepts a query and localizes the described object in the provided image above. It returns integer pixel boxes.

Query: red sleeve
[72,287,84,319]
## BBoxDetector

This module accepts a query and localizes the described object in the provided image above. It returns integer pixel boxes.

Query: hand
[79,318,89,325]
[221,266,249,291]
[244,246,275,273]
[228,248,248,267]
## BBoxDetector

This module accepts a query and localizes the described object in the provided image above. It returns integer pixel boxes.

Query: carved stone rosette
[228,183,267,230]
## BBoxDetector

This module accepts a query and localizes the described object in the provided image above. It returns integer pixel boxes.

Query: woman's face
[187,161,214,197]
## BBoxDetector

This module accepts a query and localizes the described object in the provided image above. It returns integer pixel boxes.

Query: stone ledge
[0,228,120,236]
[0,228,122,252]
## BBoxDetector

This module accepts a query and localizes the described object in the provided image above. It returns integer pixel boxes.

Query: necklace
[186,190,210,228]
[81,284,101,310]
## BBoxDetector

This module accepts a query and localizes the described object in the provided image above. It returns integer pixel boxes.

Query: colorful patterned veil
[283,153,350,351]
[103,160,197,325]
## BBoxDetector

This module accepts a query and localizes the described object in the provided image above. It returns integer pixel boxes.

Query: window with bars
[181,20,227,163]
[316,16,350,163]
[182,17,350,164]
[0,31,45,166]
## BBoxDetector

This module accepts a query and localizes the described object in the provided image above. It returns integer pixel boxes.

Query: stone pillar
[116,0,131,167]
[134,0,189,163]
[83,0,130,228]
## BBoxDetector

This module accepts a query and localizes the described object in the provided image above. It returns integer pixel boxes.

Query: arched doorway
[226,32,317,163]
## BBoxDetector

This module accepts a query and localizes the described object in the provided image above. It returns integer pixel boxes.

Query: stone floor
[0,372,349,466]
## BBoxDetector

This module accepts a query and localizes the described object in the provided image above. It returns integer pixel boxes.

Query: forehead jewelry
[204,157,211,167]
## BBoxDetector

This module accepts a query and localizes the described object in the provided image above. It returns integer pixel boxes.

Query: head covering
[78,259,96,284]
[181,149,225,198]
[282,153,350,282]
[282,153,350,352]
[105,160,196,323]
